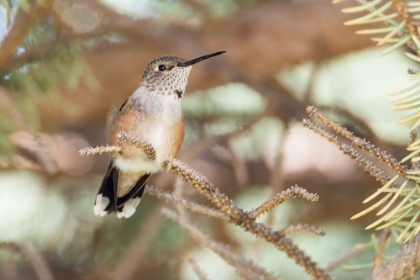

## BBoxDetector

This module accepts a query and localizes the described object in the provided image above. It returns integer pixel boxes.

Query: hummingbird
[94,51,225,218]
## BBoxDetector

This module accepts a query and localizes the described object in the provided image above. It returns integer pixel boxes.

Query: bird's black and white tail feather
[94,162,150,218]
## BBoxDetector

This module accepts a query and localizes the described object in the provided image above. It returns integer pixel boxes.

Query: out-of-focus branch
[248,186,319,219]
[0,87,57,174]
[80,133,329,279]
[189,258,212,280]
[373,233,420,280]
[2,0,374,131]
[0,242,54,280]
[162,208,280,280]
[0,0,52,69]
[113,201,166,280]
[146,186,228,220]
[325,245,370,272]
[372,229,390,276]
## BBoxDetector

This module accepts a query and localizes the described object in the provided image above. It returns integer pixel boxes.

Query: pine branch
[162,158,329,279]
[163,208,280,280]
[306,106,407,177]
[0,86,57,174]
[282,224,326,237]
[0,0,52,69]
[303,118,393,186]
[79,132,329,279]
[372,229,391,276]
[0,242,54,280]
[391,0,418,38]
[78,145,121,156]
[247,186,319,219]
[325,245,371,272]
[373,233,420,279]
[145,186,228,220]
[189,258,212,280]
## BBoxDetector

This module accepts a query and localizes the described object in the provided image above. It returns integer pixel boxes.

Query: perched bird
[94,51,225,218]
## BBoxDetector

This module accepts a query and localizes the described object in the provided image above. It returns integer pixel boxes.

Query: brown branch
[282,224,325,237]
[391,0,418,39]
[0,242,54,280]
[372,229,391,276]
[325,245,371,272]
[189,258,212,280]
[0,1,52,69]
[113,201,166,280]
[0,87,57,174]
[303,119,394,186]
[227,141,249,187]
[350,0,416,52]
[145,185,228,220]
[2,252,18,280]
[248,186,319,219]
[162,158,330,280]
[78,145,121,156]
[117,132,156,161]
[162,208,280,280]
[373,233,420,280]
[81,133,329,279]
[306,106,407,177]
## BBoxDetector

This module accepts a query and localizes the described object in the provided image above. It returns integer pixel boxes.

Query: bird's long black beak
[178,51,225,67]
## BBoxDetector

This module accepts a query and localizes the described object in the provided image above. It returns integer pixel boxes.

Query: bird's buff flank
[94,51,225,218]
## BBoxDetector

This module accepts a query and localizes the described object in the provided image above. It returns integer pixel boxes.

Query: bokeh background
[0,0,417,279]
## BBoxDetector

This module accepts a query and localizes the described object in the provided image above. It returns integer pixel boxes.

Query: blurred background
[0,0,417,279]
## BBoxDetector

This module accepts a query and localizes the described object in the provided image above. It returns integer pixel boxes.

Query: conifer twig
[162,158,329,279]
[303,119,394,186]
[391,0,418,38]
[372,229,390,276]
[282,224,325,237]
[145,186,228,220]
[0,242,54,280]
[78,145,121,156]
[372,233,420,280]
[248,186,319,219]
[306,106,407,177]
[113,202,166,280]
[0,87,57,174]
[325,245,370,272]
[79,133,329,279]
[117,132,156,160]
[162,208,280,280]
[189,258,212,280]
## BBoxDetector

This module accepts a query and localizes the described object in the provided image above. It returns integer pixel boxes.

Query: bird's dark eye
[158,65,166,71]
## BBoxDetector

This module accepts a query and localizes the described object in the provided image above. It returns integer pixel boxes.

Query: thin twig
[0,242,55,280]
[372,229,391,276]
[0,87,57,174]
[282,224,325,237]
[0,0,51,68]
[391,0,418,38]
[325,246,371,272]
[350,0,416,52]
[162,208,280,280]
[113,201,166,280]
[303,119,394,186]
[373,233,420,280]
[189,258,211,280]
[306,106,407,177]
[145,186,228,220]
[162,158,330,280]
[117,132,156,160]
[248,185,319,219]
[78,145,121,156]
[80,133,329,279]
